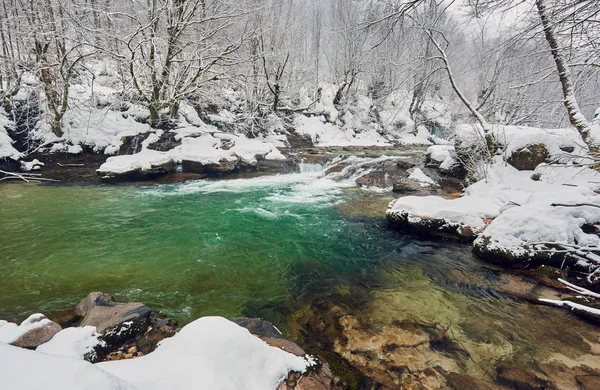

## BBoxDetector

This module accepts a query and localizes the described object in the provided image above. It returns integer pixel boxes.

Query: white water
[140,155,408,204]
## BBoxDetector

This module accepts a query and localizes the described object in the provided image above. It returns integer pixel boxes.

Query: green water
[0,172,429,322]
[3,170,600,386]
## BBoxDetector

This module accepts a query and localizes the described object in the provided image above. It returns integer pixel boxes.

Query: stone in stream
[81,302,151,333]
[230,317,284,339]
[75,291,115,317]
[10,314,62,349]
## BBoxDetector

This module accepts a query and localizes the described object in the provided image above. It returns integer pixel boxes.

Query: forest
[0,0,597,146]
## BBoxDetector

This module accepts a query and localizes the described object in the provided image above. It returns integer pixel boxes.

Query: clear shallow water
[0,170,472,323]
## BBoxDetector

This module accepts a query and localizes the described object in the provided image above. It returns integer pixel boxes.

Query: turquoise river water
[2,168,600,387]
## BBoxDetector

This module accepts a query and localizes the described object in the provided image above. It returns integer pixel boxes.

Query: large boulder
[75,292,115,317]
[81,302,151,333]
[507,144,549,171]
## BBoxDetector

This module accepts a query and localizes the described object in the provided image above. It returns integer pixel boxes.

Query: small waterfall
[299,160,324,174]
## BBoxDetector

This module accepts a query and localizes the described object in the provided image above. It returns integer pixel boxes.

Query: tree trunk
[536,0,596,153]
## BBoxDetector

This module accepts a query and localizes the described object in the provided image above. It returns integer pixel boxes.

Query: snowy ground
[0,316,312,390]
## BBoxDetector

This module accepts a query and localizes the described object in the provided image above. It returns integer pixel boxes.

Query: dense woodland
[0,0,598,147]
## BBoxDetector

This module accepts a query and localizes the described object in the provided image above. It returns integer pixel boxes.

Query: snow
[36,326,103,360]
[407,168,436,187]
[387,195,501,232]
[493,125,587,163]
[97,130,286,176]
[0,314,55,344]
[0,110,23,160]
[427,145,457,170]
[31,84,152,153]
[1,316,312,390]
[468,160,600,257]
[0,342,135,390]
[454,123,588,165]
[293,115,391,147]
[591,110,600,145]
[97,149,174,175]
[170,133,284,165]
[98,317,311,390]
[21,159,44,171]
[170,134,237,165]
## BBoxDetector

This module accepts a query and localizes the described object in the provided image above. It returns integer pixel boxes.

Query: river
[1,163,599,388]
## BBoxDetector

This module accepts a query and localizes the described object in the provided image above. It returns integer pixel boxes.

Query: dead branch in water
[0,170,59,183]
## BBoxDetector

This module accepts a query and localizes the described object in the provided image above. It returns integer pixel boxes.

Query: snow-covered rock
[407,168,437,187]
[0,314,62,348]
[453,123,589,172]
[96,149,176,182]
[293,115,391,147]
[470,162,600,265]
[0,342,135,390]
[0,316,313,390]
[387,195,501,241]
[0,110,23,160]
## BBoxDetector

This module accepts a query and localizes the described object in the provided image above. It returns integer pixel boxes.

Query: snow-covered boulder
[36,326,104,360]
[453,124,588,173]
[473,197,600,266]
[293,115,391,147]
[96,149,176,182]
[169,133,286,175]
[425,145,464,178]
[0,314,62,348]
[0,342,136,390]
[386,196,501,241]
[463,161,600,266]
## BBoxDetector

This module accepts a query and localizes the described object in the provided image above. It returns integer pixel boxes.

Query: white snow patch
[1,316,312,390]
[469,161,600,257]
[36,326,103,360]
[0,110,23,160]
[293,115,391,147]
[21,159,44,171]
[97,149,174,175]
[0,342,135,390]
[98,316,311,390]
[407,168,436,187]
[387,195,501,232]
[427,145,457,170]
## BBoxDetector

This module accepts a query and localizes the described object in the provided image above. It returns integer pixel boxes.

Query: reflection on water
[1,169,600,388]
